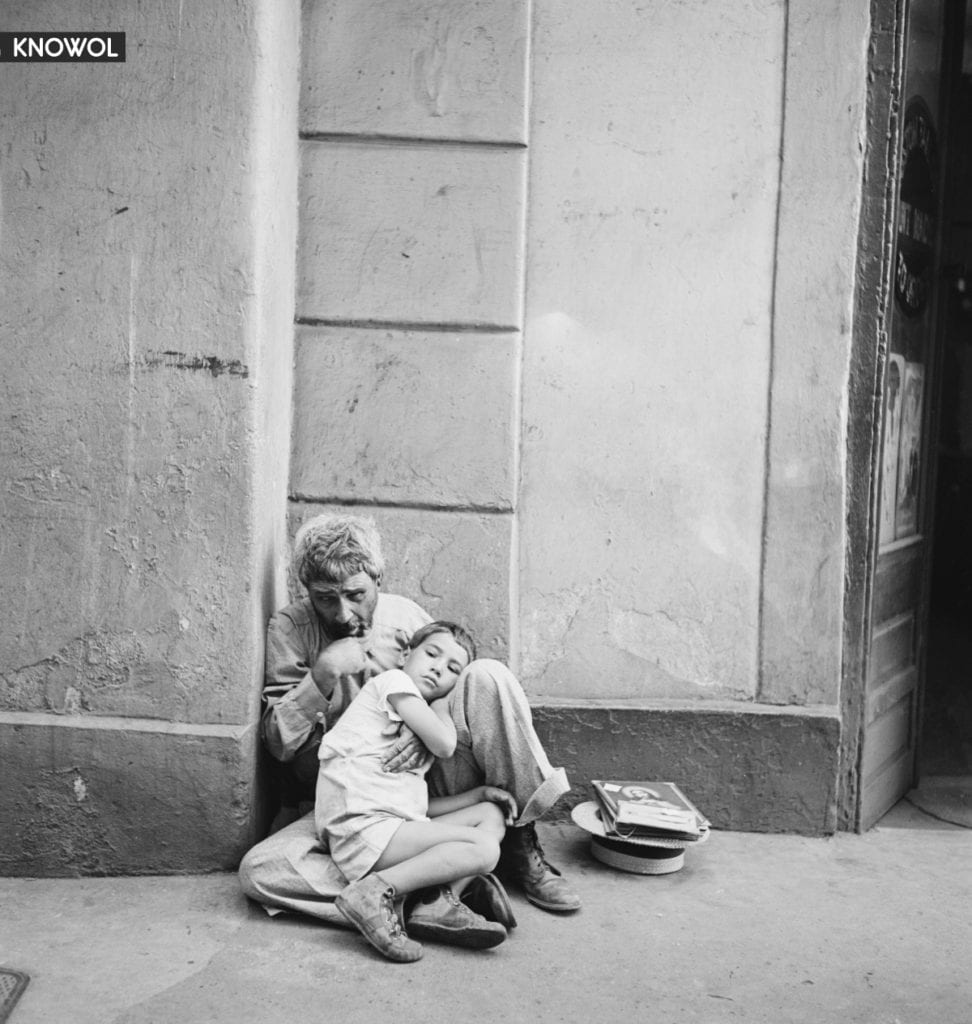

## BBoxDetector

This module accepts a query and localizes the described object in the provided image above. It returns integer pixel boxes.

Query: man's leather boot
[335,874,423,962]
[461,873,517,929]
[498,823,581,913]
[406,886,508,948]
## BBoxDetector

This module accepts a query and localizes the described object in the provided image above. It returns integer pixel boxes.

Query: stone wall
[293,0,530,662]
[0,1,299,873]
[290,0,869,833]
[0,0,874,872]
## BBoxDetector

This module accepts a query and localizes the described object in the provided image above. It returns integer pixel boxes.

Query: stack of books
[591,780,709,843]
[572,780,710,874]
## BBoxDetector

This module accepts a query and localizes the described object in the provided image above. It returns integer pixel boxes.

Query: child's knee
[476,800,507,837]
[474,832,501,874]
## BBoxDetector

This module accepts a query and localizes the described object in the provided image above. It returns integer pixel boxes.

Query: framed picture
[879,353,906,546]
[894,360,925,539]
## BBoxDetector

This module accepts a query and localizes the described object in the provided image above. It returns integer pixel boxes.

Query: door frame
[841,0,963,830]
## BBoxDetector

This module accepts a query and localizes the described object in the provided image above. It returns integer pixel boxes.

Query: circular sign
[894,97,938,318]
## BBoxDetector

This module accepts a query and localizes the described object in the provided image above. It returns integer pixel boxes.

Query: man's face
[306,571,379,638]
[403,631,470,702]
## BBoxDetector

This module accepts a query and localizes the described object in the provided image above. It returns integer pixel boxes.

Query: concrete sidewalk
[0,798,968,1024]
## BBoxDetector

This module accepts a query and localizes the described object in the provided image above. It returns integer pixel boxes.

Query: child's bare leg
[335,806,508,960]
[375,807,509,950]
[372,817,500,897]
[425,801,506,896]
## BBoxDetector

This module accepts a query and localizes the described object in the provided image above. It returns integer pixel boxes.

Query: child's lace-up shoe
[335,874,423,963]
[406,886,507,948]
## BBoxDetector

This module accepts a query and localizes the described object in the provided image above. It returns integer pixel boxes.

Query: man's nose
[334,600,353,622]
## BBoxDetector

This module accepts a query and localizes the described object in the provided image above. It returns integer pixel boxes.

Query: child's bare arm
[386,693,457,759]
[429,786,518,824]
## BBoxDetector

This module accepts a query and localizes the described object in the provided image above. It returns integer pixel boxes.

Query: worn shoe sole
[407,916,508,949]
[463,874,518,929]
[335,894,424,963]
[500,868,582,912]
[523,889,582,913]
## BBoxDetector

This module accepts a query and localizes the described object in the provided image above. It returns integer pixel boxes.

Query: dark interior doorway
[920,19,972,779]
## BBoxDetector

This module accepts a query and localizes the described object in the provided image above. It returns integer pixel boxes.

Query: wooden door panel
[861,745,917,826]
[867,665,918,722]
[869,613,915,682]
[862,677,916,825]
[861,0,947,829]
[863,692,914,777]
[872,546,924,623]
[864,541,924,828]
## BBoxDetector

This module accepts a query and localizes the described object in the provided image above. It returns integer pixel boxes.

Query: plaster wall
[0,0,875,868]
[521,0,782,701]
[0,1,299,872]
[293,0,530,663]
[290,1,869,830]
[520,1,867,709]
[293,0,867,706]
[759,0,870,707]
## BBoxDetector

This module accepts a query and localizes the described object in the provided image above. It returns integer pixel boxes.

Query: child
[317,621,518,963]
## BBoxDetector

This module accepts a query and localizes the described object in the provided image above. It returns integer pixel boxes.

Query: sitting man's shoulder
[269,595,316,632]
[374,592,432,634]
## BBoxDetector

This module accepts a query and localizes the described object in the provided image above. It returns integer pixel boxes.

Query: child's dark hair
[410,620,477,665]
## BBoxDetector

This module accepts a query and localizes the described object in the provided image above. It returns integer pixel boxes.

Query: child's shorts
[326,813,409,882]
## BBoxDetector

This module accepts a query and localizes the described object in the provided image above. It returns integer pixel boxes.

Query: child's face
[404,631,470,701]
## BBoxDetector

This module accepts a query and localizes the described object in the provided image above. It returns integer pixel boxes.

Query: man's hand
[482,786,518,825]
[382,726,429,774]
[310,637,368,698]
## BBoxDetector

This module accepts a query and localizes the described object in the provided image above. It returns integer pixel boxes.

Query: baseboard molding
[531,699,841,835]
[0,713,261,876]
[0,696,842,878]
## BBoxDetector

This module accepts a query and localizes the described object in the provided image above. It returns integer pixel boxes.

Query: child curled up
[316,620,518,962]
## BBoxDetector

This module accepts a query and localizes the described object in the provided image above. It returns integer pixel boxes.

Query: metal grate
[0,969,29,1024]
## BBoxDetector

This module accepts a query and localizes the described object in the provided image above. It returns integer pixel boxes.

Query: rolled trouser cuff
[517,766,570,825]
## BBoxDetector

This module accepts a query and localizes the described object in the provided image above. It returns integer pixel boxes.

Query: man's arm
[262,592,433,764]
[261,611,331,763]
[260,684,328,764]
[262,612,376,762]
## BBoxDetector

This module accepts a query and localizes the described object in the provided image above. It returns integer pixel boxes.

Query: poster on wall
[878,354,906,546]
[894,98,937,319]
[894,361,925,539]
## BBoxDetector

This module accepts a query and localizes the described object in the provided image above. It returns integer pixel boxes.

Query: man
[239,513,581,938]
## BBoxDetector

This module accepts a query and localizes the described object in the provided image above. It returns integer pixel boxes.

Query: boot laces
[524,826,561,876]
[380,889,404,937]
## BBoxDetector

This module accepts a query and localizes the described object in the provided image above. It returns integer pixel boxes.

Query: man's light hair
[292,513,385,588]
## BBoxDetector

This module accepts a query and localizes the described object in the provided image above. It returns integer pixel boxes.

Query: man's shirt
[261,591,431,765]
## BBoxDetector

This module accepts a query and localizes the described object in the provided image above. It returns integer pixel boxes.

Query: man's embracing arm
[261,593,434,762]
[260,610,332,763]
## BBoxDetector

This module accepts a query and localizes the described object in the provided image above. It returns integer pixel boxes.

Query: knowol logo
[0,32,126,62]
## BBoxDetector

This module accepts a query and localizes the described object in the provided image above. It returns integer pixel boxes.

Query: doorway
[920,26,972,782]
[847,0,972,830]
